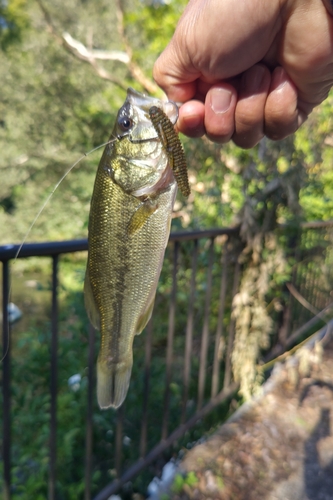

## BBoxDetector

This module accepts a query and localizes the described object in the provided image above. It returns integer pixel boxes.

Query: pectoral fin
[128,201,158,235]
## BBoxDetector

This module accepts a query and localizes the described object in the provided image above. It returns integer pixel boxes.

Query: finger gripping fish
[84,88,181,409]
[149,106,190,197]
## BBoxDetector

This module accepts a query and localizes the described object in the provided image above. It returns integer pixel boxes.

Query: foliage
[171,471,199,494]
[124,0,187,77]
[297,94,333,221]
[0,0,134,244]
[0,0,29,49]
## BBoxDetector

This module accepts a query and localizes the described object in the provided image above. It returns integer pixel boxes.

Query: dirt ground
[171,331,333,500]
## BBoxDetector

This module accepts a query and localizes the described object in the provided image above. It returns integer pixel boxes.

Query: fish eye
[118,116,133,131]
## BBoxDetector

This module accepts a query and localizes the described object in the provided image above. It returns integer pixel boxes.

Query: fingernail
[210,88,232,114]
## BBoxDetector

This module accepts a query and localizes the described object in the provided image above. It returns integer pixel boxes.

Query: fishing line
[13,138,117,260]
[1,137,117,364]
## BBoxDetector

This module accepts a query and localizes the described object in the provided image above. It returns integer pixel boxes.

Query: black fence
[1,222,333,499]
[0,229,241,500]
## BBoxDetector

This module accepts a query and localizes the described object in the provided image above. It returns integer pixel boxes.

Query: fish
[84,87,188,409]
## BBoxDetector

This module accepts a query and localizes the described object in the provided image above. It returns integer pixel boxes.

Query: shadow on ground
[305,405,333,500]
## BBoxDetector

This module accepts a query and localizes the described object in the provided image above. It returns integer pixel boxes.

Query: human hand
[153,0,333,148]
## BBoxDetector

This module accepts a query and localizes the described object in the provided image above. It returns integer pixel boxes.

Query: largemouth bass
[84,88,187,409]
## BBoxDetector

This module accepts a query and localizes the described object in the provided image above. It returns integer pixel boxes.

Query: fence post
[48,255,59,500]
[2,260,11,500]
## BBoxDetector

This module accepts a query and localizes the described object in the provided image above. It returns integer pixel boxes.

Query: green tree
[0,0,185,244]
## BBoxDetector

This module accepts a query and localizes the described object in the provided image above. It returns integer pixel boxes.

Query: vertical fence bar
[115,405,124,476]
[301,269,314,325]
[49,255,58,500]
[288,232,302,336]
[297,231,313,327]
[85,323,96,500]
[311,270,320,311]
[211,244,228,398]
[140,318,153,458]
[197,238,214,410]
[2,260,11,500]
[181,239,198,424]
[223,258,240,389]
[309,238,319,308]
[161,241,178,441]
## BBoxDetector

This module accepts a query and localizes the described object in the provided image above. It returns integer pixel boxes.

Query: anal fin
[135,298,155,335]
[84,268,100,330]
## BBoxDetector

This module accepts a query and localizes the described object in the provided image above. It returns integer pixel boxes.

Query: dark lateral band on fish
[149,105,190,197]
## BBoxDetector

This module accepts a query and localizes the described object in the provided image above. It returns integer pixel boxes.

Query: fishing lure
[149,105,190,197]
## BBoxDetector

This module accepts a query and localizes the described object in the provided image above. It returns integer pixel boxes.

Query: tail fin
[97,358,133,409]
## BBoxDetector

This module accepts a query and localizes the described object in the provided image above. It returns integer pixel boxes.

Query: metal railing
[1,227,241,499]
[2,221,333,499]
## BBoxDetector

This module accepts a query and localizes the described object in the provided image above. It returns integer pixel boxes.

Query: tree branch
[36,0,158,94]
[286,282,319,316]
[62,32,130,64]
[114,0,159,94]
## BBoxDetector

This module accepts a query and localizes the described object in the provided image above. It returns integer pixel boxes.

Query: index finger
[153,40,200,102]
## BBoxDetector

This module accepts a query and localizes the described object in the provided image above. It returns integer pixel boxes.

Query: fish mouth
[126,87,179,125]
[115,88,179,145]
